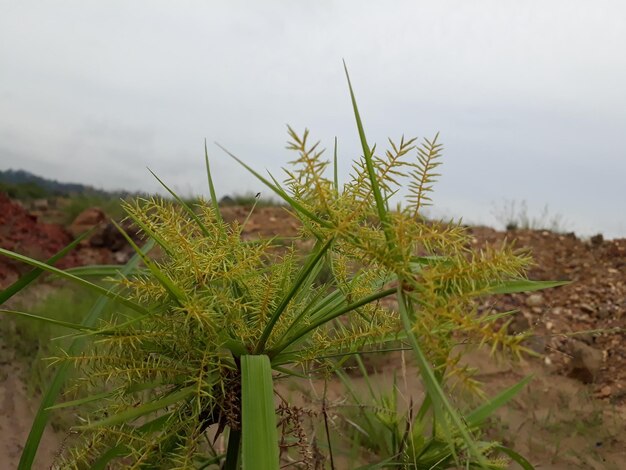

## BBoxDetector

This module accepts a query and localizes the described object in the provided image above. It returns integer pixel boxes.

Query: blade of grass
[111,219,186,303]
[147,167,215,239]
[223,429,241,470]
[493,445,534,470]
[215,142,331,228]
[64,265,145,277]
[466,375,533,428]
[45,390,115,410]
[0,247,149,316]
[90,445,130,470]
[204,139,225,229]
[255,237,334,353]
[241,355,279,470]
[76,386,195,429]
[487,279,570,295]
[17,239,154,470]
[0,228,93,305]
[343,60,392,246]
[0,309,97,331]
[397,287,488,467]
[333,136,339,195]
[270,287,396,358]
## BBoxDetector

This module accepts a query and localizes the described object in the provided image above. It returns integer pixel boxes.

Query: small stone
[523,334,546,353]
[526,294,544,308]
[597,307,611,319]
[552,307,563,316]
[508,314,530,335]
[568,340,603,384]
[68,207,107,238]
[596,385,612,398]
[590,233,604,247]
[113,251,130,264]
[580,303,595,314]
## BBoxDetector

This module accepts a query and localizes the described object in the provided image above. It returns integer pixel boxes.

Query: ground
[0,196,624,468]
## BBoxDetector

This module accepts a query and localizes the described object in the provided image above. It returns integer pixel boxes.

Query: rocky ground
[0,196,625,468]
[469,226,626,403]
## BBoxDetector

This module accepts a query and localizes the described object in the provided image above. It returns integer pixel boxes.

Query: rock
[68,207,107,238]
[579,303,595,314]
[597,306,611,319]
[90,222,136,251]
[508,313,530,335]
[523,334,547,354]
[590,233,604,247]
[113,251,130,264]
[595,385,612,399]
[568,340,603,384]
[525,294,544,308]
[32,199,48,210]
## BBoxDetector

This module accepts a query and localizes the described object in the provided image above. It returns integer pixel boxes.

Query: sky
[1,1,625,238]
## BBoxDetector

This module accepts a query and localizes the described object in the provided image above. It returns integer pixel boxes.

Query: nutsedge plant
[0,67,566,469]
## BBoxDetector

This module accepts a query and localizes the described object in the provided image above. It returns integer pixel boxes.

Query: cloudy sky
[1,1,625,237]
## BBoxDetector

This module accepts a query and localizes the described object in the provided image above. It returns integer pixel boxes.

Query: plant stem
[223,428,241,470]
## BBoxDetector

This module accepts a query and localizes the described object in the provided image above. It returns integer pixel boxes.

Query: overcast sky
[1,1,625,238]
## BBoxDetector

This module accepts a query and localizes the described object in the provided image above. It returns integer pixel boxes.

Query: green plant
[334,355,533,468]
[0,68,565,469]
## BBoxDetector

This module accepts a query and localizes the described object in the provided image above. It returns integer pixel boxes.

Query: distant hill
[0,169,139,200]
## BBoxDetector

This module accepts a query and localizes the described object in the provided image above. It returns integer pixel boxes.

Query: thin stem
[223,428,241,470]
[322,379,336,470]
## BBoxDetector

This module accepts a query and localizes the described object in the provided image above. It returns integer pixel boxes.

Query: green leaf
[487,279,570,295]
[17,240,154,470]
[0,247,149,316]
[0,228,93,305]
[64,264,146,277]
[111,219,187,304]
[255,237,334,353]
[271,287,396,359]
[147,167,216,239]
[493,445,535,470]
[241,355,279,470]
[205,139,225,228]
[90,445,130,470]
[0,309,97,331]
[343,61,392,246]
[216,142,331,228]
[77,386,194,429]
[45,391,115,410]
[397,287,488,467]
[333,136,339,195]
[466,375,533,428]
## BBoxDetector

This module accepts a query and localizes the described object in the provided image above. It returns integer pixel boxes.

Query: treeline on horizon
[0,168,143,200]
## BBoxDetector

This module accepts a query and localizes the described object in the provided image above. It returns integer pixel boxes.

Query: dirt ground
[0,198,625,468]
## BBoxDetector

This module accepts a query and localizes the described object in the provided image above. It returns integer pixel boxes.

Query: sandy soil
[0,359,63,470]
